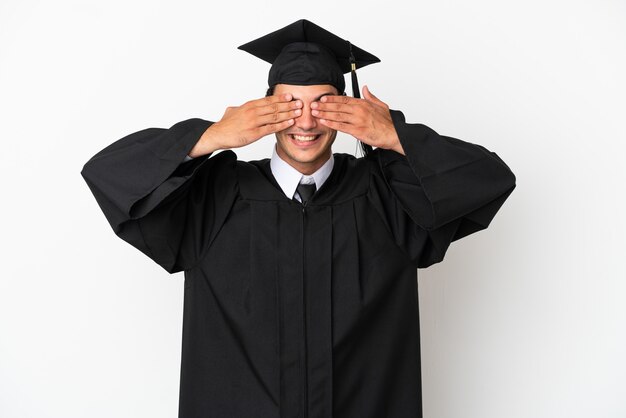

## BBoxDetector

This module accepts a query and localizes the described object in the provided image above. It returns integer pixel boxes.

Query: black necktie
[296,182,316,205]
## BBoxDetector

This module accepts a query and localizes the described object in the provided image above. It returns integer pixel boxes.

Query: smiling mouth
[289,134,320,142]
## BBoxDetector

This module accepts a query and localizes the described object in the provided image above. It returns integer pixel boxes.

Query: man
[82,19,515,418]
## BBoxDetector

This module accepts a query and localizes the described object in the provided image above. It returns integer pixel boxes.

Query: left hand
[311,85,405,155]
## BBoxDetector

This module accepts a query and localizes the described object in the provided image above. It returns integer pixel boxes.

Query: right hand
[189,94,303,157]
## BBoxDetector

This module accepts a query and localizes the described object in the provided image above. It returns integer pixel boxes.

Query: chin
[277,133,334,171]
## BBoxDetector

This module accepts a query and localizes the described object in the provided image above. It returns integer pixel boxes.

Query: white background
[1,1,624,417]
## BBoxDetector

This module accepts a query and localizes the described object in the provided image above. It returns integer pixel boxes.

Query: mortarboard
[238,19,381,155]
[238,19,380,99]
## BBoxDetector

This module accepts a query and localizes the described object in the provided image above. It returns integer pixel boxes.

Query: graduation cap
[238,19,380,155]
[238,19,380,99]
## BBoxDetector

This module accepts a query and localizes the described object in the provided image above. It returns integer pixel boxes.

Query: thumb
[362,85,386,107]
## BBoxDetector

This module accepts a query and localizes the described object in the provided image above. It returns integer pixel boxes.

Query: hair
[265,85,372,157]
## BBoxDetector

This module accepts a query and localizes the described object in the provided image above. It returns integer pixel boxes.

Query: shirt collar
[270,144,335,199]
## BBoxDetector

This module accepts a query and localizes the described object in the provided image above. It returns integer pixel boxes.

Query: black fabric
[81,112,516,418]
[296,182,317,205]
[268,42,346,93]
[238,19,380,92]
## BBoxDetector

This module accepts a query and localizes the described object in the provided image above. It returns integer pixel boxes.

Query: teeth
[292,134,318,142]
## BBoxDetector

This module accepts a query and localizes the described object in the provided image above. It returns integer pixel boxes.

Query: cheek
[276,131,289,142]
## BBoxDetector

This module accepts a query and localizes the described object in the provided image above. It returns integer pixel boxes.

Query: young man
[82,19,515,418]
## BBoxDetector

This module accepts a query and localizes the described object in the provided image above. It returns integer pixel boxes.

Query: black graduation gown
[81,109,516,418]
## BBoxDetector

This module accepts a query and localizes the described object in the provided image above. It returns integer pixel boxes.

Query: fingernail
[311,102,318,109]
[288,119,294,124]
[312,110,319,116]
[321,96,327,102]
[295,109,302,115]
[296,100,302,107]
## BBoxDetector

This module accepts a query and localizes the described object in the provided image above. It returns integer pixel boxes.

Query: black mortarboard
[238,19,380,98]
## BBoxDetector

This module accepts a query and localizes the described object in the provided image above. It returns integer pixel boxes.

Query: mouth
[288,133,321,145]
[289,134,320,142]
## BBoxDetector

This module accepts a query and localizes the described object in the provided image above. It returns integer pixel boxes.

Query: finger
[311,101,353,113]
[311,109,355,124]
[318,118,359,137]
[363,85,388,108]
[256,99,302,116]
[257,108,302,125]
[255,118,295,136]
[362,85,375,101]
[320,95,358,105]
[250,93,294,108]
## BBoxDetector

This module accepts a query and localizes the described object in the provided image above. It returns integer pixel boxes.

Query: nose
[294,103,317,131]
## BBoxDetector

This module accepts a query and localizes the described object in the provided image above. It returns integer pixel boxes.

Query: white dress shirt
[269,144,334,202]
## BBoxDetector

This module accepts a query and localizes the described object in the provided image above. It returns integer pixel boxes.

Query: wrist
[189,124,221,157]
[386,130,405,155]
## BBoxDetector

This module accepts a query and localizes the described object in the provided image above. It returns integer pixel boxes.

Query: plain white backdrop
[1,0,624,417]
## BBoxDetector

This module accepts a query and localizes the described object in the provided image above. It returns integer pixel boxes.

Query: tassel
[348,41,372,157]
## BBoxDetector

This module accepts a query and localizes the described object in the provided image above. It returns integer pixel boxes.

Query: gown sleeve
[368,109,517,269]
[80,118,239,274]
